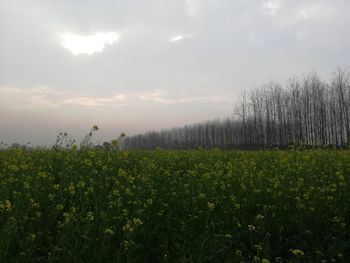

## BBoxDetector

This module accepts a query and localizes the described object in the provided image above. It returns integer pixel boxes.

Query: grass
[0,148,349,262]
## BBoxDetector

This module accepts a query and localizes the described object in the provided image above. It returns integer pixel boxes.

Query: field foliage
[0,149,349,262]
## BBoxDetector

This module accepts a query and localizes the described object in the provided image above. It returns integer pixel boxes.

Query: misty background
[1,0,350,145]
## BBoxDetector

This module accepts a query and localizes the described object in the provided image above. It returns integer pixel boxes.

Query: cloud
[170,35,184,42]
[136,90,234,104]
[169,34,194,43]
[0,86,235,109]
[0,86,64,109]
[63,95,126,107]
[287,2,337,25]
[0,86,27,94]
[260,1,339,26]
[261,1,280,16]
[0,86,127,109]
[61,32,120,55]
[185,0,199,16]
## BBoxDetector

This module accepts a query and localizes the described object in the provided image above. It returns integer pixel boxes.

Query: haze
[1,0,350,145]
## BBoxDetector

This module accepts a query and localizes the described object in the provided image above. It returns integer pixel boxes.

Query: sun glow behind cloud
[169,34,193,43]
[170,35,184,42]
[61,32,119,55]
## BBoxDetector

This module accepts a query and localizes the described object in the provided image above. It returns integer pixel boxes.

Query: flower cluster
[0,149,349,262]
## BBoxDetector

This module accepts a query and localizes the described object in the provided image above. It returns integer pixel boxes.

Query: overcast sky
[1,0,350,145]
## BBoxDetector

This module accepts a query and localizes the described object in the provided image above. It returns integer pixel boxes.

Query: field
[0,148,349,262]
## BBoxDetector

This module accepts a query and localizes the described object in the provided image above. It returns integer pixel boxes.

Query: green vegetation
[0,148,349,262]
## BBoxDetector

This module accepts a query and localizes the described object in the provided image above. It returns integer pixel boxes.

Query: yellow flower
[86,211,94,221]
[198,193,206,199]
[30,234,36,241]
[38,171,47,178]
[32,202,40,209]
[254,244,263,251]
[9,165,19,172]
[83,159,92,167]
[290,249,304,257]
[132,218,143,226]
[256,214,265,220]
[63,212,70,224]
[77,181,85,188]
[23,182,30,189]
[56,204,64,211]
[207,202,215,210]
[4,200,12,210]
[104,228,114,235]
[248,224,256,231]
[70,207,76,214]
[68,184,75,194]
[123,223,133,232]
[275,257,282,263]
[121,240,129,249]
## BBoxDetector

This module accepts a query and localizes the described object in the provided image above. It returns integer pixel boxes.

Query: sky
[1,0,350,146]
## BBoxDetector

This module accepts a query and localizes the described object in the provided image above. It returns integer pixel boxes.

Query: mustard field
[0,149,349,262]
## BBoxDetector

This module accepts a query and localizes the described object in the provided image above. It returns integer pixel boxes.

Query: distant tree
[123,69,350,150]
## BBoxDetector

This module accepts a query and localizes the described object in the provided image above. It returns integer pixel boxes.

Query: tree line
[124,69,350,149]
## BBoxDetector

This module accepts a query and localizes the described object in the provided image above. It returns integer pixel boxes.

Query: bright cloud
[61,32,119,55]
[169,34,193,43]
[170,35,184,42]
